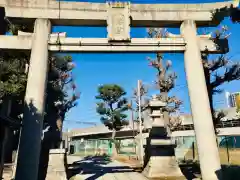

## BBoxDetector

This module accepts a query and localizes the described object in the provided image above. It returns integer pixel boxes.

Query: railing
[70,120,240,138]
[173,120,240,131]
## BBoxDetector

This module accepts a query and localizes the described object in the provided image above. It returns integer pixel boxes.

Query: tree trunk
[0,98,12,179]
[162,92,170,136]
[115,140,121,154]
[56,118,63,148]
[111,130,118,158]
[56,118,63,132]
[0,127,7,179]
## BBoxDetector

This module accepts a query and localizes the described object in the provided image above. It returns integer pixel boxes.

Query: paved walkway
[67,156,148,180]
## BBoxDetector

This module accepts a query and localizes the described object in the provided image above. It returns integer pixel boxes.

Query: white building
[225,91,240,108]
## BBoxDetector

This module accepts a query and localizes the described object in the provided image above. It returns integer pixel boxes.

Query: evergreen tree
[0,51,28,118]
[0,51,28,179]
[38,55,79,180]
[0,52,79,145]
[44,55,79,144]
[0,22,80,143]
[96,84,129,156]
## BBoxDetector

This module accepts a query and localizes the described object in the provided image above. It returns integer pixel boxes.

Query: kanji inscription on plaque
[107,2,130,41]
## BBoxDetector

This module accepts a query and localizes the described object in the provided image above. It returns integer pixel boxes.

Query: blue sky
[56,0,240,130]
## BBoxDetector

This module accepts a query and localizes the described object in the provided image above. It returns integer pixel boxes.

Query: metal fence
[70,135,240,165]
[174,135,240,165]
[70,138,136,156]
[173,120,240,131]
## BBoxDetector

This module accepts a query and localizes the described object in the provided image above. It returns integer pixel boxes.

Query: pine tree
[96,84,129,156]
[45,55,79,138]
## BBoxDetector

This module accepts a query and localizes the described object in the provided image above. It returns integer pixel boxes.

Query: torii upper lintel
[0,0,238,27]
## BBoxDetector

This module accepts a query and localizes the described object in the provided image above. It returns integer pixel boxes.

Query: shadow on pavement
[221,165,240,180]
[67,155,135,180]
[180,163,240,180]
[179,163,201,179]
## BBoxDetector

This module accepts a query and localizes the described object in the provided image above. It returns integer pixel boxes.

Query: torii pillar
[181,20,222,180]
[15,19,51,180]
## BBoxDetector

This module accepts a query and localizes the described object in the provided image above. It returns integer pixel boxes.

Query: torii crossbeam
[0,33,227,53]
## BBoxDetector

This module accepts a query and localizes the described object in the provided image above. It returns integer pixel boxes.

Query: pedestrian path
[67,155,148,180]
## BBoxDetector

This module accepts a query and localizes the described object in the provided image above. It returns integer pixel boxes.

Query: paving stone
[67,155,148,180]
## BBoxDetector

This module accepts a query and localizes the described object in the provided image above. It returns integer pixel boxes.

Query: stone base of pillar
[142,127,184,179]
[45,149,67,180]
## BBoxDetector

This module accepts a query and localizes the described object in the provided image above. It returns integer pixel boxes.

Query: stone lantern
[142,95,183,179]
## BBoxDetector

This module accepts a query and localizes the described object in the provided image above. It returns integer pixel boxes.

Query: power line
[73,112,99,117]
[64,120,98,125]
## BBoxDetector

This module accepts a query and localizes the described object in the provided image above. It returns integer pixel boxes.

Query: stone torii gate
[0,0,239,180]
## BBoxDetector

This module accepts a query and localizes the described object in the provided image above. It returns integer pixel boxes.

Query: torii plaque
[107,2,130,41]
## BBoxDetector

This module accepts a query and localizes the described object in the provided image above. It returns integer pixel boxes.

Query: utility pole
[130,100,135,136]
[130,100,136,154]
[138,80,144,165]
[65,128,69,151]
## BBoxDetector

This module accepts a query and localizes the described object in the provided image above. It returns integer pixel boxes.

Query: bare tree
[202,26,240,130]
[147,28,183,133]
[231,7,240,23]
[132,83,148,116]
[212,4,240,23]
